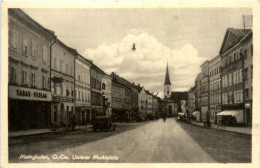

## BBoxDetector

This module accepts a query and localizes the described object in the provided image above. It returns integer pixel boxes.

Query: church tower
[164,63,171,98]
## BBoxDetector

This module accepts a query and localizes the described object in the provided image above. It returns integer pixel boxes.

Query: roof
[9,9,56,40]
[170,91,188,101]
[219,28,252,55]
[164,63,171,85]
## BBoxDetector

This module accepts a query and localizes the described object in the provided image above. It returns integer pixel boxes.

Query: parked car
[93,116,116,132]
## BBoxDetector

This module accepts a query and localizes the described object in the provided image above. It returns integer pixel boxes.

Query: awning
[216,110,243,123]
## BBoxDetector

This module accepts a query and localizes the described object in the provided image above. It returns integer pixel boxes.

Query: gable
[222,32,239,53]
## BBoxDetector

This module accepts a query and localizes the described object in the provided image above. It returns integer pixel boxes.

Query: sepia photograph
[1,1,259,167]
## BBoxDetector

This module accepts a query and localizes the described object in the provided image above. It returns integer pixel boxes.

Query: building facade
[200,61,209,122]
[209,55,222,124]
[219,28,252,125]
[131,84,139,121]
[102,74,112,117]
[75,55,91,125]
[187,86,196,117]
[242,31,253,126]
[90,64,103,122]
[8,9,55,130]
[111,81,126,121]
[138,87,147,120]
[51,39,77,125]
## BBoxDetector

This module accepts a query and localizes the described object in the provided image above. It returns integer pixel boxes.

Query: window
[244,68,248,80]
[244,49,248,60]
[234,52,236,61]
[240,90,243,103]
[22,70,27,84]
[22,38,28,54]
[237,70,240,83]
[102,83,106,90]
[238,48,242,59]
[231,53,234,63]
[43,46,48,62]
[42,76,47,88]
[240,69,243,82]
[229,73,232,86]
[229,92,233,104]
[31,40,36,57]
[245,89,249,99]
[236,50,240,60]
[233,72,236,84]
[11,29,18,49]
[10,67,16,83]
[31,73,36,86]
[78,90,80,100]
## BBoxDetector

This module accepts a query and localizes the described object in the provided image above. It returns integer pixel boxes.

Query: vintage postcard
[1,1,260,168]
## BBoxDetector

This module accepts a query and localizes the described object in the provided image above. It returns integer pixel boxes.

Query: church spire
[164,62,171,85]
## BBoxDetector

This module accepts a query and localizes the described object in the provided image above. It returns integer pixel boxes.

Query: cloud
[83,29,205,98]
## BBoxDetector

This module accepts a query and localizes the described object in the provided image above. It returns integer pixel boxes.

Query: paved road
[46,118,215,163]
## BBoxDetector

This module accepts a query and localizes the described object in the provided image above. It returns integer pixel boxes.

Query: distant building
[8,9,56,130]
[209,55,221,124]
[200,61,209,122]
[90,64,103,122]
[102,74,112,117]
[162,63,188,117]
[195,72,203,121]
[188,86,196,117]
[137,86,147,120]
[131,83,139,120]
[75,55,92,125]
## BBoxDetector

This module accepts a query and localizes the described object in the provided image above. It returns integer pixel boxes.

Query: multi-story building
[131,83,139,121]
[152,94,159,119]
[51,39,77,125]
[110,75,126,122]
[102,74,112,117]
[146,90,153,118]
[90,64,103,122]
[75,55,91,125]
[218,28,252,125]
[209,55,222,124]
[8,9,56,130]
[200,61,209,122]
[137,86,147,120]
[195,72,202,117]
[242,31,253,127]
[188,86,196,117]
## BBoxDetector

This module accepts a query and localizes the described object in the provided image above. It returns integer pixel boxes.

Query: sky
[23,8,252,98]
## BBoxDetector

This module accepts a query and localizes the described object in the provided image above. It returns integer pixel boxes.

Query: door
[246,108,251,126]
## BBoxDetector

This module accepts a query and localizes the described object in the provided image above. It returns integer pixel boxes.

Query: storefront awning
[216,110,243,123]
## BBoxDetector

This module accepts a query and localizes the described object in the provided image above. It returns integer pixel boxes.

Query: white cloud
[83,29,205,97]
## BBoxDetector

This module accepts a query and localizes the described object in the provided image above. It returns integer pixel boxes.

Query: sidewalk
[8,125,93,138]
[191,121,252,135]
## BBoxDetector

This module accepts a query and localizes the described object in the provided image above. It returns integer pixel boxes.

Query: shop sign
[52,96,73,102]
[9,85,51,101]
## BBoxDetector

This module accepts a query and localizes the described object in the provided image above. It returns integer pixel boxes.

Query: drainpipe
[49,36,57,124]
